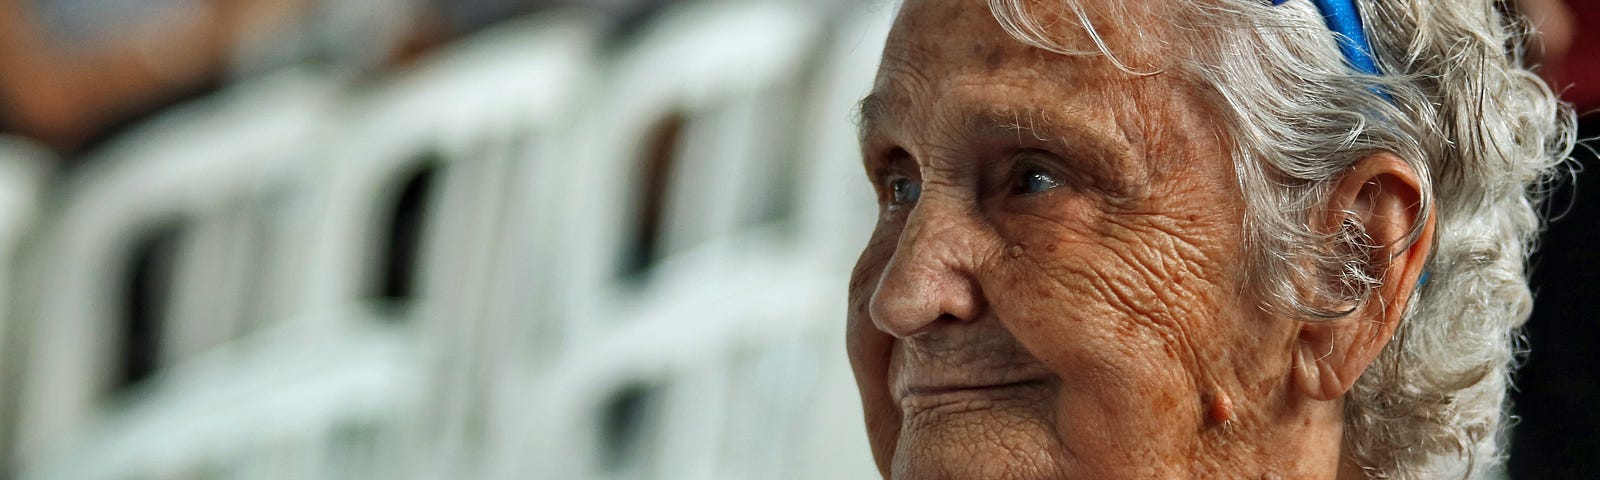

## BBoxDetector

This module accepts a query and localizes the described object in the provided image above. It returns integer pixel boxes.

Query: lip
[884,326,1055,411]
[896,377,1052,410]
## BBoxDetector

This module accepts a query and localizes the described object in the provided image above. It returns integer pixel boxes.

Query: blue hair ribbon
[1272,0,1382,76]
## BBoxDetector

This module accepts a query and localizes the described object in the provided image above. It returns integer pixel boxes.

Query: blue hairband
[1272,0,1382,76]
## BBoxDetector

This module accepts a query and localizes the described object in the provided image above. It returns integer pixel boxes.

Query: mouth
[884,326,1057,413]
[897,377,1053,410]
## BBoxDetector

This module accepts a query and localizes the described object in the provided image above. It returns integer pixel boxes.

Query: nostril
[868,205,990,337]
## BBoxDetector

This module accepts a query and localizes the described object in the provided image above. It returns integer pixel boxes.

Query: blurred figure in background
[0,0,312,157]
[0,0,676,162]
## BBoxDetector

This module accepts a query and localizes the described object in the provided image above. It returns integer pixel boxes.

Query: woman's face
[847,0,1300,477]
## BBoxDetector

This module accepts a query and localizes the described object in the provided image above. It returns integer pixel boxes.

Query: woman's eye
[888,176,921,205]
[1015,168,1063,195]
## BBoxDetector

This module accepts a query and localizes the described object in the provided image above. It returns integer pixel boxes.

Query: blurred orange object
[0,0,312,155]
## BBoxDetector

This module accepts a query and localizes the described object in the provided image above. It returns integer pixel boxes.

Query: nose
[868,202,987,338]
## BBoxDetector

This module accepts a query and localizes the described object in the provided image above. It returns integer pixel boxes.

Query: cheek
[987,213,1211,368]
[987,184,1247,369]
[980,209,1245,465]
[846,238,891,374]
[847,222,899,358]
[986,234,1201,404]
[846,223,903,464]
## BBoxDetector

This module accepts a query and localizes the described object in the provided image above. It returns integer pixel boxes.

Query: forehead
[864,0,1182,135]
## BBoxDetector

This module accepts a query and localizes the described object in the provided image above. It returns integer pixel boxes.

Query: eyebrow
[853,90,1142,197]
[854,92,890,143]
[856,91,1127,158]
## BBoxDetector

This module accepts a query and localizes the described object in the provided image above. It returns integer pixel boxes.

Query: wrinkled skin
[844,0,1375,478]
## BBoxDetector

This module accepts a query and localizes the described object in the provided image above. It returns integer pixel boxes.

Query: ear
[1293,153,1435,401]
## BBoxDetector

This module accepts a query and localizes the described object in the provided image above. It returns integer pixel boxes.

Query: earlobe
[1292,319,1365,401]
[1290,152,1434,402]
[1292,326,1345,401]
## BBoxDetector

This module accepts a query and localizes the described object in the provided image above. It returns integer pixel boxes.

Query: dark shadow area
[119,221,188,389]
[1511,114,1600,477]
[599,382,660,472]
[374,159,441,307]
[620,114,685,281]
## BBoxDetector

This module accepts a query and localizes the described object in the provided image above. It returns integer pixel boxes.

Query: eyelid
[1003,149,1091,199]
[1009,150,1066,180]
[866,145,906,171]
[1012,148,1060,166]
[870,149,917,196]
[1011,147,1143,206]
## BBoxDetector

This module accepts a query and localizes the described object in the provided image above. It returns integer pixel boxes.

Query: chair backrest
[283,11,601,321]
[273,11,604,480]
[0,136,51,477]
[777,5,900,478]
[546,0,827,351]
[504,3,904,476]
[793,2,895,263]
[11,70,341,471]
[460,5,833,474]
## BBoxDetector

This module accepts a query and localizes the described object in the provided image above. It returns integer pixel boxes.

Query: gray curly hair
[984,0,1575,478]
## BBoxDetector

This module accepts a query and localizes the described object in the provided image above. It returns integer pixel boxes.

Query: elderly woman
[846,0,1572,478]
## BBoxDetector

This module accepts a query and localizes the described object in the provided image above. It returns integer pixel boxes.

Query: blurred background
[0,0,1592,479]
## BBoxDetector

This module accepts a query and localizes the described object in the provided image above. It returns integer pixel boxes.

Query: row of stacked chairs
[0,1,894,478]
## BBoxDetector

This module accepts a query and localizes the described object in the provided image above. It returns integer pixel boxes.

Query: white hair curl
[984,0,1575,478]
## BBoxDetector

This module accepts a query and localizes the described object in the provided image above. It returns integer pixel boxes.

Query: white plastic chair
[482,1,830,477]
[275,11,604,480]
[22,313,418,480]
[531,4,898,477]
[506,1,902,478]
[0,136,51,476]
[11,69,342,473]
[778,4,900,478]
[793,2,895,263]
[524,245,846,479]
[0,137,49,337]
[545,0,827,355]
